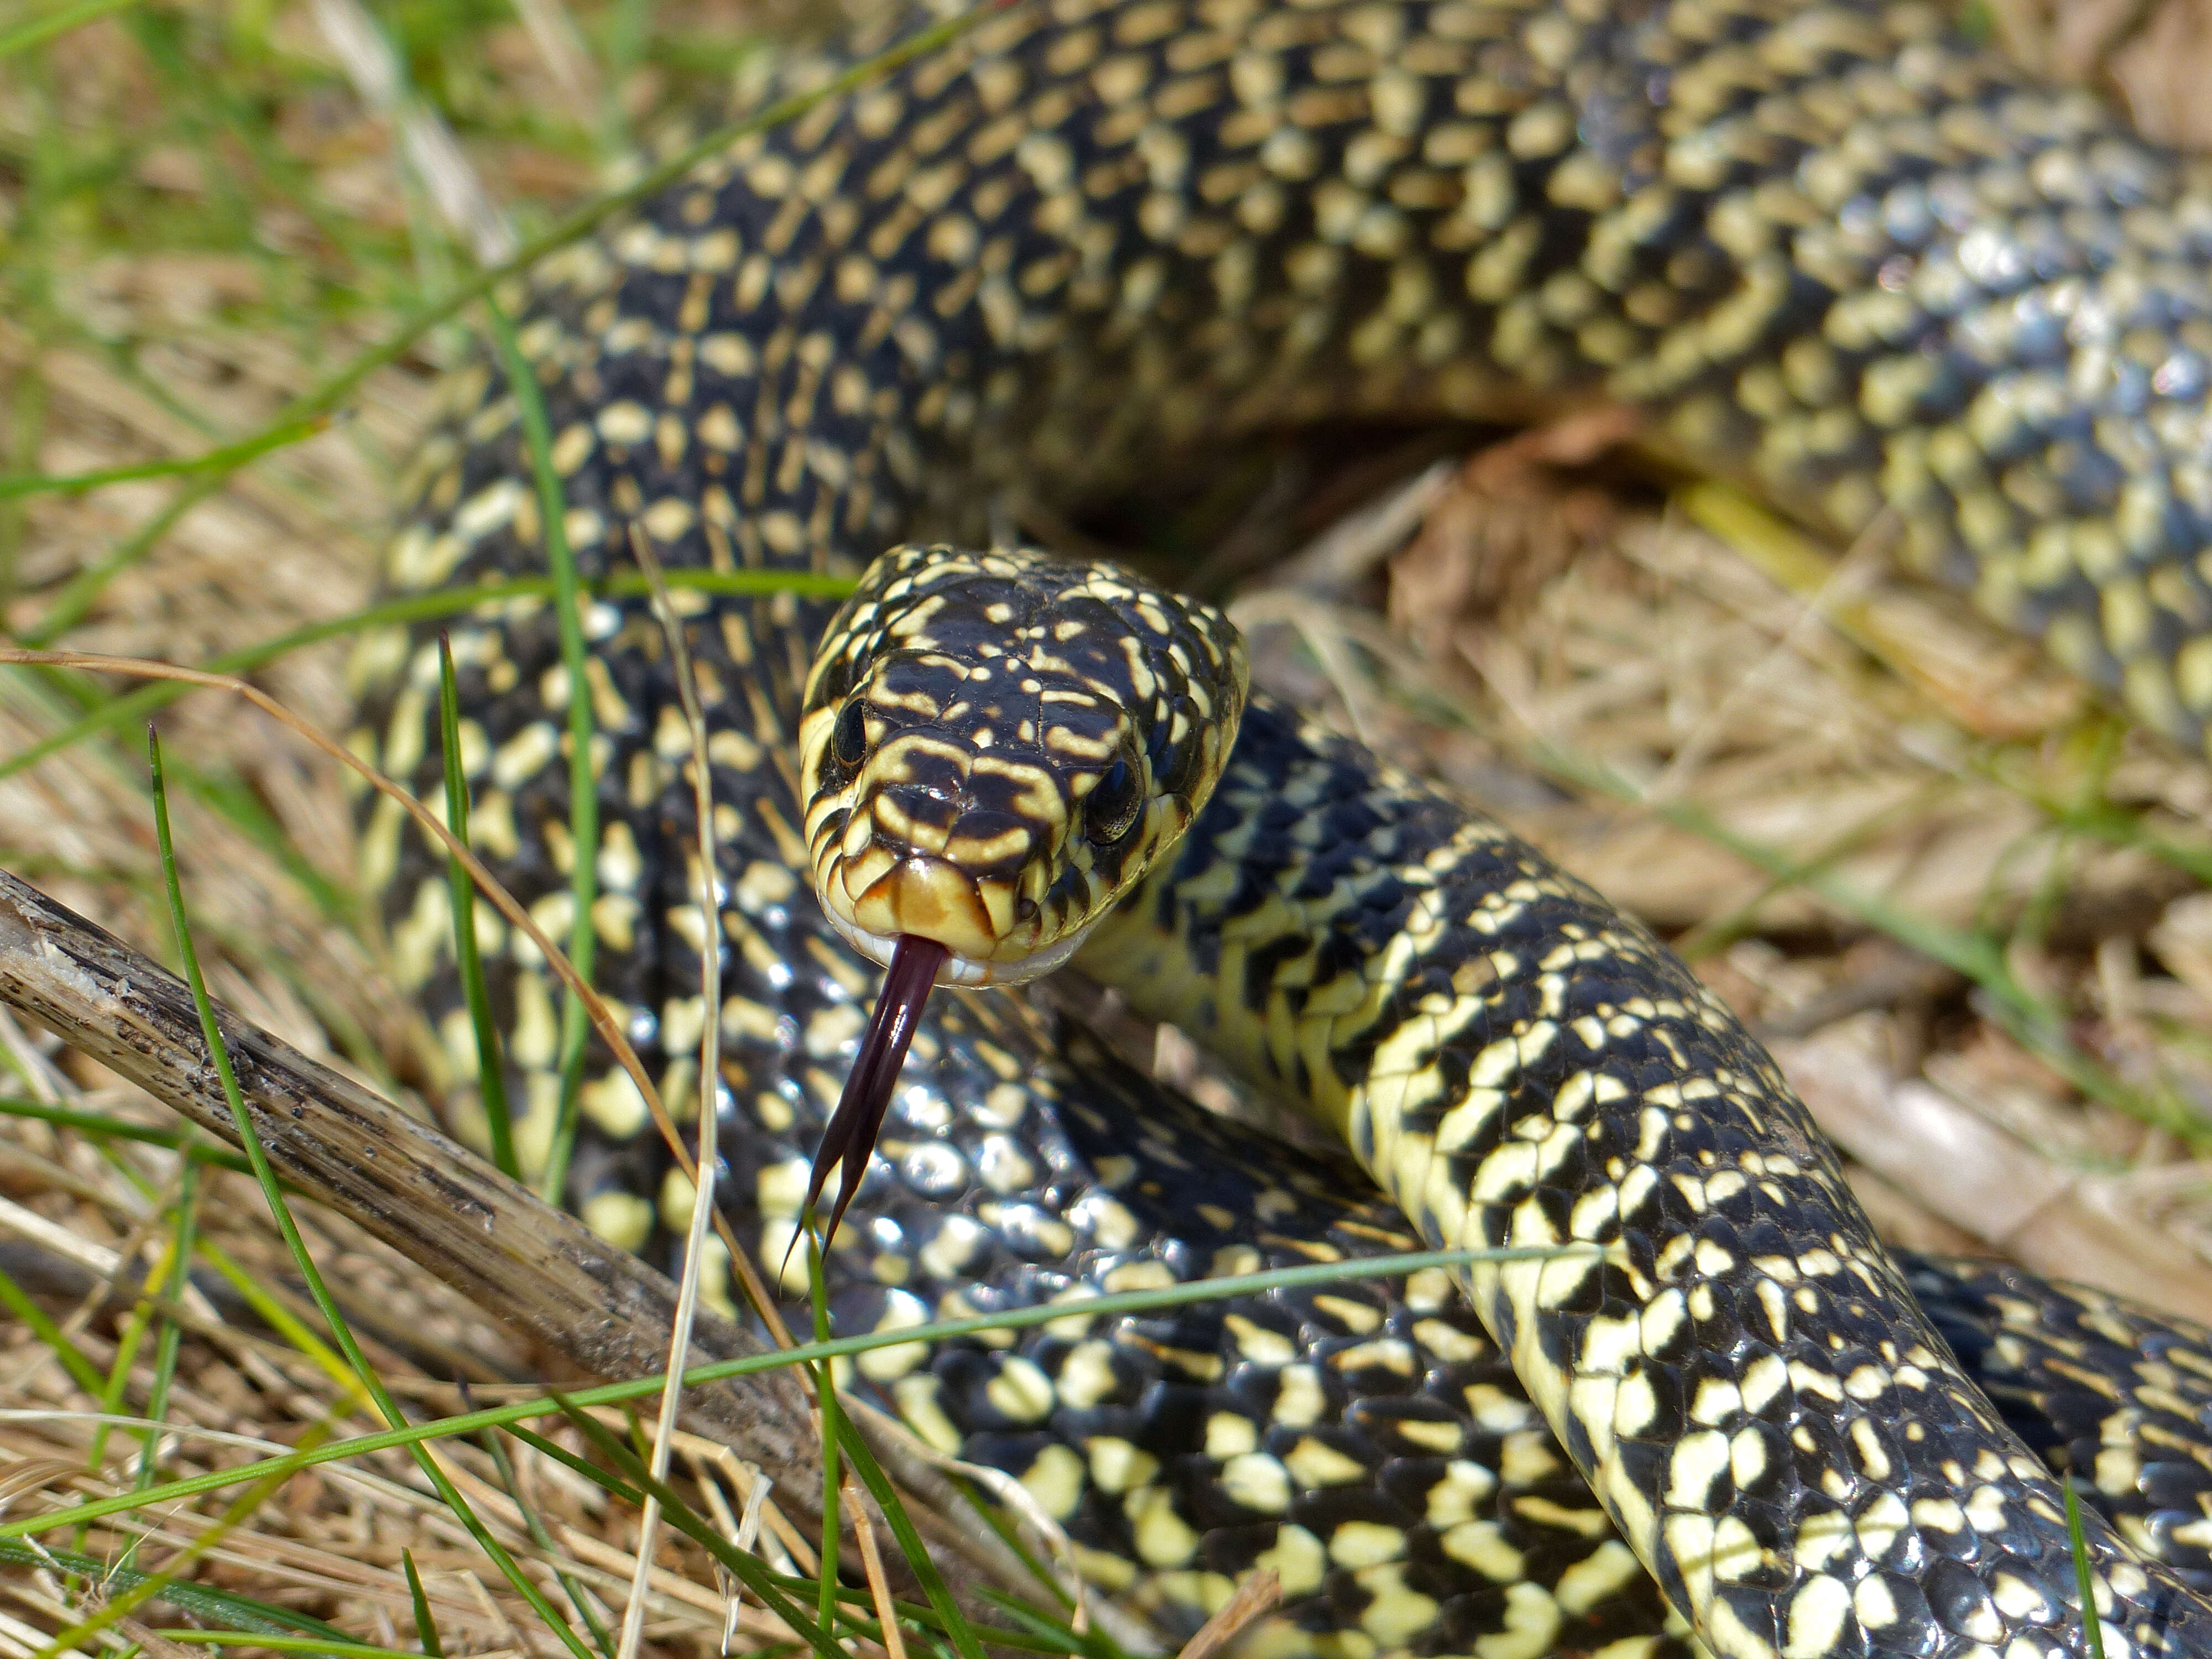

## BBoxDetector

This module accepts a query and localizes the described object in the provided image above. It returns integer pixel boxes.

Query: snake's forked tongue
[799,935,949,1259]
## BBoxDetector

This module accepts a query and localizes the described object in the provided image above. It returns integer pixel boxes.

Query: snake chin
[821,904,1095,987]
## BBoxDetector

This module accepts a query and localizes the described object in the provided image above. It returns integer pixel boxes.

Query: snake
[351,2,2212,1657]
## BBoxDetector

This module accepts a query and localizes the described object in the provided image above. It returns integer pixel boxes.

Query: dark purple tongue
[796,935,950,1262]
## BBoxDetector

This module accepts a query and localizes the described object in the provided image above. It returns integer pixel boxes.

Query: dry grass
[4,0,2212,1654]
[0,2,830,1652]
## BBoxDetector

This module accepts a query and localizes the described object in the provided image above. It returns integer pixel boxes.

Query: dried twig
[0,870,1067,1617]
[0,648,1060,1611]
[1173,1569,1279,1659]
[0,868,821,1481]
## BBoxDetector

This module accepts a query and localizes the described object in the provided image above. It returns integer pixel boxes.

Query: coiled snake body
[362,3,2212,1657]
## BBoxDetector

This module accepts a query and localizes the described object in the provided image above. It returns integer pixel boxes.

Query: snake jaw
[821,880,1097,986]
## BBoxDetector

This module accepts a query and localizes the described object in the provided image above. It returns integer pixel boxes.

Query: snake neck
[1081,695,2212,1657]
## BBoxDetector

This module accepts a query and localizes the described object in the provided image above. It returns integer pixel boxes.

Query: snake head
[799,543,1249,988]
[793,543,1245,1255]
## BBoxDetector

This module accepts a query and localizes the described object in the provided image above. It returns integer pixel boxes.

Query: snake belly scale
[356,4,2212,1659]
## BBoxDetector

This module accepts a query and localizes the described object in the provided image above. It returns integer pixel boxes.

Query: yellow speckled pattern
[1081,694,2209,1659]
[357,1,2212,1656]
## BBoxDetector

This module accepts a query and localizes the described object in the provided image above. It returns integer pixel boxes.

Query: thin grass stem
[477,295,598,1204]
[0,416,330,502]
[827,1408,982,1659]
[154,1638,430,1659]
[0,568,853,786]
[402,1551,444,1659]
[554,1399,844,1659]
[0,1097,259,1176]
[33,1411,347,1659]
[807,1234,843,1639]
[187,1235,358,1394]
[0,1265,106,1396]
[0,0,143,60]
[87,1224,176,1474]
[479,1417,615,1656]
[0,1244,1582,1545]
[0,1540,349,1637]
[2062,1482,2108,1659]
[613,529,729,1659]
[438,633,517,1178]
[145,727,595,1659]
[132,1159,196,1490]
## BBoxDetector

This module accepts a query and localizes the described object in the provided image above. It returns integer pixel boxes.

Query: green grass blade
[0,0,143,60]
[2063,1482,2107,1659]
[0,1245,1580,1546]
[133,1160,198,1489]
[0,1540,350,1638]
[0,415,329,501]
[22,485,199,648]
[476,295,595,1204]
[975,1590,1127,1659]
[403,1550,444,1659]
[147,727,597,1659]
[438,633,516,1177]
[34,1413,347,1659]
[828,1411,982,1659]
[89,1229,176,1473]
[504,1423,644,1506]
[1975,742,2212,888]
[173,763,355,924]
[0,1096,257,1176]
[0,1264,107,1396]
[479,1419,615,1657]
[189,1235,358,1393]
[807,1233,842,1637]
[154,1637,424,1659]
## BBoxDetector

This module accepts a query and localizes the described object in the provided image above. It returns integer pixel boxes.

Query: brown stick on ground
[0,867,1050,1623]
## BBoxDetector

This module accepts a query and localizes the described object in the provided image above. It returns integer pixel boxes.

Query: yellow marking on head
[969,752,1070,823]
[943,822,1034,865]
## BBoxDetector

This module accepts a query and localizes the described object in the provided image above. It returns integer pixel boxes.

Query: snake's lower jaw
[822,852,1094,986]
[822,901,1093,987]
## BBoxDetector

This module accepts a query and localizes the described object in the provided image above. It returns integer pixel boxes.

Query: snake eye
[831,699,870,770]
[1083,755,1141,847]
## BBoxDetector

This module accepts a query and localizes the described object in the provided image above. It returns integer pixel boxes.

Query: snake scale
[354,3,2212,1658]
